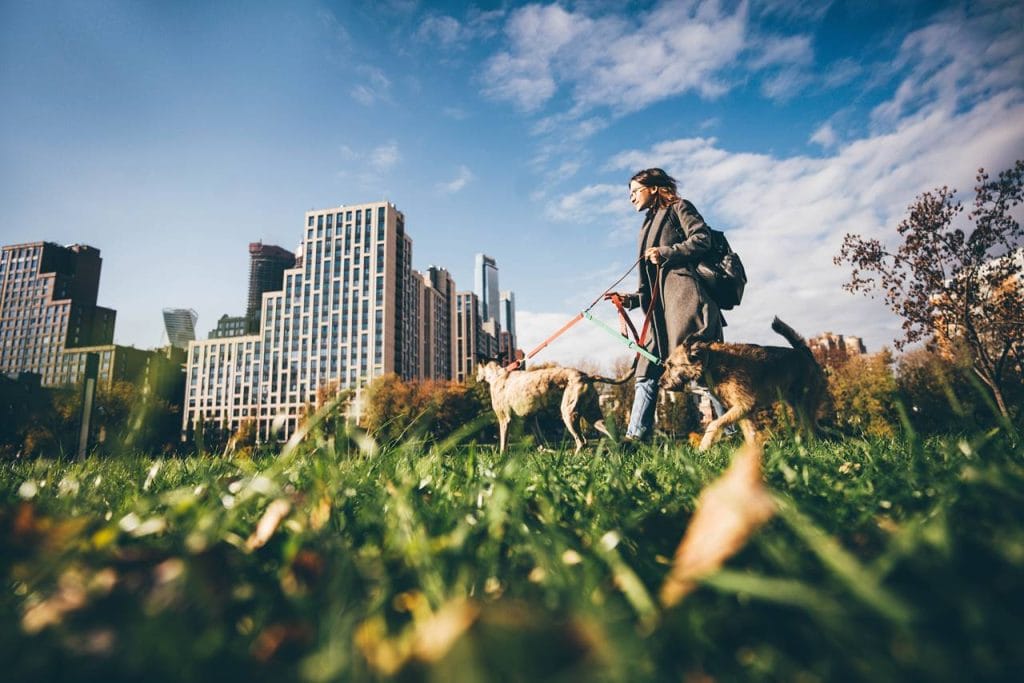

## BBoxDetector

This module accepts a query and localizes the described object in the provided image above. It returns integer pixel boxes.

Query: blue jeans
[626,376,659,440]
[627,378,730,441]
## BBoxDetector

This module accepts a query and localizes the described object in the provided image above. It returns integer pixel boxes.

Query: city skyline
[3,1,1023,372]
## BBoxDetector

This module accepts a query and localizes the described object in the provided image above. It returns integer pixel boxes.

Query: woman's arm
[656,200,713,266]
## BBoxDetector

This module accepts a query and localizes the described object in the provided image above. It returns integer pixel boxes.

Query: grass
[1,419,1022,682]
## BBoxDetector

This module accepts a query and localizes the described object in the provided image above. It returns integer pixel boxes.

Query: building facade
[417,267,457,381]
[183,201,419,441]
[0,242,116,386]
[498,290,517,362]
[454,290,498,382]
[162,308,198,349]
[209,314,249,339]
[474,253,499,324]
[808,332,867,369]
[246,242,295,333]
[59,344,186,401]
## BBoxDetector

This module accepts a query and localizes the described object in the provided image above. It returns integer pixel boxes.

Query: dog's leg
[498,416,511,453]
[698,405,746,452]
[560,389,586,454]
[739,418,760,447]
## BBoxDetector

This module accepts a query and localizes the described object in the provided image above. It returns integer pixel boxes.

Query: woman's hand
[645,247,663,265]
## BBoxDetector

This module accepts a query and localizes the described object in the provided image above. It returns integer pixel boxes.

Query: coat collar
[638,206,670,256]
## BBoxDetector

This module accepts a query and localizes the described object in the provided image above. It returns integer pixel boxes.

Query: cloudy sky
[2,0,1023,372]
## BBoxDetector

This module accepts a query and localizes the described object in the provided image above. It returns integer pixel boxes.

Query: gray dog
[477,361,632,453]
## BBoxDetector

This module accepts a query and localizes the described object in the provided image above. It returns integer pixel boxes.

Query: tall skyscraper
[499,290,516,339]
[247,242,295,333]
[0,242,116,386]
[497,290,518,365]
[184,201,418,441]
[474,253,499,324]
[162,308,198,349]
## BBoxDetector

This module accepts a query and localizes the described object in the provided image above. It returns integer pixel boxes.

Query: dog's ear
[688,341,710,364]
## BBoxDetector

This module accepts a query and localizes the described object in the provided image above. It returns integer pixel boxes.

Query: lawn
[1,417,1022,682]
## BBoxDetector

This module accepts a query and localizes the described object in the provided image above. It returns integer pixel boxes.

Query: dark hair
[630,168,678,192]
[630,168,679,207]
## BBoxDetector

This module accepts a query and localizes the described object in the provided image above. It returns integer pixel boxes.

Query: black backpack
[695,228,746,310]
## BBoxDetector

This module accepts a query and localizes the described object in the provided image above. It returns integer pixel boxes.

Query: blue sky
[2,0,1023,371]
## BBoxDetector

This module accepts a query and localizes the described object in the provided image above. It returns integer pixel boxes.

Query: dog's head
[475,360,503,385]
[660,341,709,390]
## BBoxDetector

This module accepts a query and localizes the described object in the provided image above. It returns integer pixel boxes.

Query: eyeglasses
[629,186,652,198]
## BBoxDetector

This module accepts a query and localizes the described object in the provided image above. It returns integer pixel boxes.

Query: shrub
[827,350,900,437]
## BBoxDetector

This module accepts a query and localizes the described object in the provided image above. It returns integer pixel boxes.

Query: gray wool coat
[624,199,725,379]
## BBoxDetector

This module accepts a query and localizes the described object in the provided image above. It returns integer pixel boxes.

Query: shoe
[619,434,649,452]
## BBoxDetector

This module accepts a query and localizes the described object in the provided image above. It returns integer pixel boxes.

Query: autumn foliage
[835,160,1024,418]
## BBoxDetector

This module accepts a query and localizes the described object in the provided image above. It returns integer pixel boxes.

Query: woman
[608,168,724,442]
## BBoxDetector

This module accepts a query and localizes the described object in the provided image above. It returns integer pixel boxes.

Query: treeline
[357,344,1015,447]
[827,346,1019,437]
[0,379,181,458]
[3,345,1015,459]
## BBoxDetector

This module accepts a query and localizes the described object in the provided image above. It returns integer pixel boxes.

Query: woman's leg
[626,376,660,440]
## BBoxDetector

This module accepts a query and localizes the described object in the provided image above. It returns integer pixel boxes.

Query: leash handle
[585,256,643,312]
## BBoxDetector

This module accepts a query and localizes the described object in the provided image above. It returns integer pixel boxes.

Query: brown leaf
[250,621,313,663]
[411,598,480,662]
[660,444,775,607]
[246,499,292,551]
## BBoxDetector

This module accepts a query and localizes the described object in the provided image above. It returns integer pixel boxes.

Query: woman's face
[629,181,656,212]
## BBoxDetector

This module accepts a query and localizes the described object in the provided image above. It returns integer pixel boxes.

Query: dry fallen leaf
[411,598,480,662]
[246,499,292,551]
[660,444,775,607]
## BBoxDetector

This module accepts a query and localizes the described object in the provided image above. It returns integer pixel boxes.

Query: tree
[835,161,1024,418]
[895,347,983,435]
[828,350,900,438]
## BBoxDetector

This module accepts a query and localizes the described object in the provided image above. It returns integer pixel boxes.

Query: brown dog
[660,317,830,451]
[476,361,631,453]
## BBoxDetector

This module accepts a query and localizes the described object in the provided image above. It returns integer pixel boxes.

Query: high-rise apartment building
[0,242,116,386]
[499,290,517,361]
[246,242,295,333]
[499,290,516,338]
[474,253,500,324]
[417,267,457,381]
[184,201,418,441]
[209,314,248,339]
[455,291,494,382]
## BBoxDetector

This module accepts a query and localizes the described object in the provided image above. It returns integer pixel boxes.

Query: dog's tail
[771,317,813,356]
[589,366,636,385]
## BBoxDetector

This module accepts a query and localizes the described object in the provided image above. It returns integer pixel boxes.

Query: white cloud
[437,165,474,193]
[809,122,838,148]
[336,141,401,191]
[748,34,813,70]
[417,15,464,46]
[369,141,400,171]
[482,1,747,114]
[442,106,469,120]
[350,66,392,106]
[544,183,621,223]
[870,1,1023,132]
